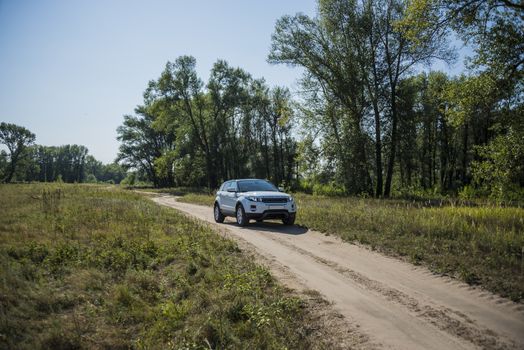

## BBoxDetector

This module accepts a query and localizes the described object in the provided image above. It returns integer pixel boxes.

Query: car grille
[261,197,288,203]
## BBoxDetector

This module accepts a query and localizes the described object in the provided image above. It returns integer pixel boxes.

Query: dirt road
[151,194,524,349]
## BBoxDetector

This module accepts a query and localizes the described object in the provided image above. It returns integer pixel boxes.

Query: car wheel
[214,203,225,223]
[282,213,296,226]
[236,204,248,226]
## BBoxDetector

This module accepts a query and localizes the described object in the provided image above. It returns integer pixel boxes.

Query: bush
[471,129,524,201]
[312,182,346,196]
[120,173,136,186]
[85,174,97,183]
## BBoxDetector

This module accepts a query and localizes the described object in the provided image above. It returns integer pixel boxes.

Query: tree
[269,0,452,196]
[269,6,373,194]
[0,122,36,183]
[84,155,127,184]
[0,150,7,180]
[471,127,524,200]
[154,56,214,187]
[118,56,298,189]
[372,0,453,196]
[402,0,523,76]
[116,109,173,187]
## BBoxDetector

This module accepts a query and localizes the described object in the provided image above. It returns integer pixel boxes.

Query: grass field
[174,191,524,302]
[0,184,328,349]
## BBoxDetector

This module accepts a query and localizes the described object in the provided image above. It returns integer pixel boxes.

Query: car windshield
[238,180,278,192]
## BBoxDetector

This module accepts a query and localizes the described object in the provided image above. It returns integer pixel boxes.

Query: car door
[223,181,238,214]
[218,181,229,212]
[217,181,225,203]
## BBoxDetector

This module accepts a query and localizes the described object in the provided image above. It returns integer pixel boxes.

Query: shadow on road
[223,220,308,235]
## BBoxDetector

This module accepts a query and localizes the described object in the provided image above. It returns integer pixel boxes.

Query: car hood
[240,191,290,198]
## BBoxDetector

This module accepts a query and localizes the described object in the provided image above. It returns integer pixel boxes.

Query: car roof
[228,178,267,182]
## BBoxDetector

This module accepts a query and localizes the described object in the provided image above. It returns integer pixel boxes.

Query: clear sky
[0,0,317,163]
[0,0,466,164]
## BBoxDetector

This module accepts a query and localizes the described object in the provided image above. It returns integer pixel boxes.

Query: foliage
[0,184,325,349]
[0,150,8,180]
[265,0,523,199]
[269,0,454,197]
[471,128,524,200]
[84,155,127,184]
[29,144,89,183]
[0,122,36,183]
[111,0,523,199]
[401,0,524,80]
[117,107,175,188]
[117,57,297,189]
[397,0,524,198]
[0,122,127,184]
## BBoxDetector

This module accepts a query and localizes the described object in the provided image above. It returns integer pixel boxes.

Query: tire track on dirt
[260,232,514,350]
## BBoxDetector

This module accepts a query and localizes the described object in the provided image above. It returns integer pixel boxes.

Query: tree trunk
[462,122,469,185]
[4,153,20,183]
[4,159,16,183]
[263,125,270,179]
[372,101,383,197]
[206,155,214,190]
[384,88,398,197]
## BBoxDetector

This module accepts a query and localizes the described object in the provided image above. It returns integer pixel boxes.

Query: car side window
[221,181,229,192]
[227,181,237,192]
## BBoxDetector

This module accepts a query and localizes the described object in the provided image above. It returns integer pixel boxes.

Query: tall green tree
[116,107,174,187]
[269,0,452,196]
[269,6,372,194]
[0,150,7,180]
[122,56,298,189]
[401,0,523,78]
[0,122,36,183]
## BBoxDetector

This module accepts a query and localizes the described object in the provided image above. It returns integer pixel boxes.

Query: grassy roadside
[0,184,329,349]
[170,191,524,302]
[177,193,217,207]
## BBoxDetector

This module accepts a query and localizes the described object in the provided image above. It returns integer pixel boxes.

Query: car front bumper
[244,201,296,220]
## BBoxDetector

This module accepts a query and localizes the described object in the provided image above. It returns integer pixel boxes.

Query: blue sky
[0,0,466,163]
[0,0,317,162]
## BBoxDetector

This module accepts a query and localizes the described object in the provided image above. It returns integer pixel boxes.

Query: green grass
[0,184,326,349]
[132,186,212,197]
[170,190,524,302]
[178,193,217,207]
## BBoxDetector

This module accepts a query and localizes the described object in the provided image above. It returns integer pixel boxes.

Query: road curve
[151,194,524,350]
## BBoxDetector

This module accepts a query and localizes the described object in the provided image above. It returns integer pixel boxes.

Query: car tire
[282,213,296,226]
[214,203,225,223]
[236,204,248,226]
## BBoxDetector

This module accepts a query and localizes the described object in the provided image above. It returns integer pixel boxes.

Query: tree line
[4,0,520,199]
[0,122,126,184]
[117,0,523,200]
[116,58,296,189]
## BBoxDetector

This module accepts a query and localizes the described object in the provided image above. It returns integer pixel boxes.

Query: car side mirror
[227,188,237,193]
[278,187,284,192]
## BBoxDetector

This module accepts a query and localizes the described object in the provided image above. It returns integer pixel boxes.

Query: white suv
[214,179,297,226]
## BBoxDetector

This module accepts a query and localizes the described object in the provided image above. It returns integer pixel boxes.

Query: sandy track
[151,194,524,350]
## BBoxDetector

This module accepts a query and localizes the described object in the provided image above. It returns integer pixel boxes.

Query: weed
[0,184,324,349]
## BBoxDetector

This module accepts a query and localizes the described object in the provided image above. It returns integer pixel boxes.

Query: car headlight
[288,196,294,202]
[246,196,261,202]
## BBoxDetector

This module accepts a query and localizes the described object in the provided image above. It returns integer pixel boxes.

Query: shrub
[312,182,346,196]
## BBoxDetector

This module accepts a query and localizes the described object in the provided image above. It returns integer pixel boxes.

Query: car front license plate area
[269,205,285,209]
